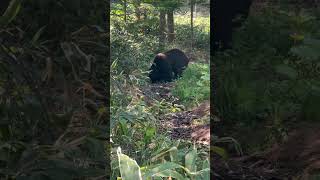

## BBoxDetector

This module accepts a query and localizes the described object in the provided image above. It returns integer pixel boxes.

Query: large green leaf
[201,159,210,180]
[169,146,179,163]
[290,37,320,60]
[291,45,320,60]
[185,147,197,173]
[117,147,142,180]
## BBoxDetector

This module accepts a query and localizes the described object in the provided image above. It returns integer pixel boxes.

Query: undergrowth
[214,7,320,152]
[172,63,210,108]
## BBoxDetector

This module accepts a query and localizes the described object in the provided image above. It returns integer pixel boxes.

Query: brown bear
[149,49,189,83]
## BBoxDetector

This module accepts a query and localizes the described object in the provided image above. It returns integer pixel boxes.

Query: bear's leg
[149,64,161,83]
[162,71,173,82]
[173,68,183,80]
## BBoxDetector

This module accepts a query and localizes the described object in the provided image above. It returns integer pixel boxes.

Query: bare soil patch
[142,82,210,145]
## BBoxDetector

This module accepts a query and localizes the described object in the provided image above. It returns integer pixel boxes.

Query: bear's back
[164,49,189,67]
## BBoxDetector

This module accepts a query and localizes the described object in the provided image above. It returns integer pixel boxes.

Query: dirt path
[161,101,210,145]
[142,82,210,145]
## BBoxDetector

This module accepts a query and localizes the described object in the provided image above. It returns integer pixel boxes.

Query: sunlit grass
[174,15,210,33]
[172,63,210,108]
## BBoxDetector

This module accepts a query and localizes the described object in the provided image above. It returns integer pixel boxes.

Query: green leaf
[211,146,228,160]
[291,46,320,60]
[290,37,320,60]
[155,169,185,180]
[0,0,22,26]
[275,64,298,79]
[201,159,210,180]
[117,147,142,180]
[31,26,46,45]
[185,147,197,173]
[119,119,128,136]
[143,162,183,178]
[144,126,156,143]
[169,146,178,163]
[151,147,178,162]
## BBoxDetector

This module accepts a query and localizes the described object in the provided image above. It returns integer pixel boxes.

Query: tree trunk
[134,0,141,21]
[167,9,175,43]
[159,10,166,49]
[123,0,127,22]
[190,0,194,49]
[194,3,197,18]
[135,7,141,21]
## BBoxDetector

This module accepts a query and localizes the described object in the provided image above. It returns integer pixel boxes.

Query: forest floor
[212,123,320,179]
[142,81,210,146]
[141,75,320,179]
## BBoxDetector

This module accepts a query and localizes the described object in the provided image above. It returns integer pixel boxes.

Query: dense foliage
[0,0,108,179]
[214,6,320,152]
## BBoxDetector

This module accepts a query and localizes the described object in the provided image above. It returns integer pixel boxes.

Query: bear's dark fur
[149,49,189,83]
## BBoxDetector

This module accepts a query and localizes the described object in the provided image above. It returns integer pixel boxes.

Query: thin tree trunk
[134,1,141,21]
[194,3,197,18]
[167,9,175,43]
[143,8,147,20]
[191,0,194,49]
[135,7,141,21]
[159,10,166,49]
[123,0,127,22]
